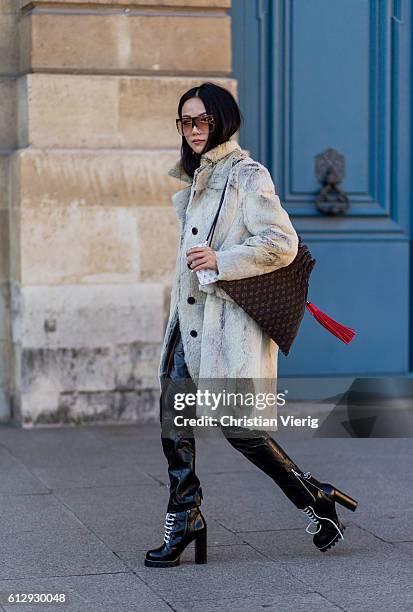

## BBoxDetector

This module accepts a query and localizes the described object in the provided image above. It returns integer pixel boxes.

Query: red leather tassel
[305,301,356,344]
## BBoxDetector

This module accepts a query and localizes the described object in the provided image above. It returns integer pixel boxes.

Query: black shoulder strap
[206,158,243,247]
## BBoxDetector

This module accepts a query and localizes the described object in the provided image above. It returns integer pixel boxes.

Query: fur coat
[158,139,299,431]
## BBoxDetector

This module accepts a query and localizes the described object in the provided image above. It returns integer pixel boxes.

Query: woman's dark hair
[177,82,243,177]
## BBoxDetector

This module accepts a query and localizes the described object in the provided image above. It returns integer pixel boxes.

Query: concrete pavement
[0,422,412,611]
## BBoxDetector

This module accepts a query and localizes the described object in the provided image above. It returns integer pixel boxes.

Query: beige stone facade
[0,0,236,425]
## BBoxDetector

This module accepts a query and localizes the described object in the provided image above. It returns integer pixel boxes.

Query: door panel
[230,0,412,376]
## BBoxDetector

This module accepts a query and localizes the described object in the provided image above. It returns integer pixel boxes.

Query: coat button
[187,296,196,304]
[192,227,198,235]
[190,330,198,337]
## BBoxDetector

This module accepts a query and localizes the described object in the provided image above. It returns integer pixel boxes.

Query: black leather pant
[160,320,310,512]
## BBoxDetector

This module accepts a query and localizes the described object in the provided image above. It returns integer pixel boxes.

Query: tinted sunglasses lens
[197,116,215,132]
[176,116,214,135]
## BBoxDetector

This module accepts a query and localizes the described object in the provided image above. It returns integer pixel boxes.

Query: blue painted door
[230,0,412,376]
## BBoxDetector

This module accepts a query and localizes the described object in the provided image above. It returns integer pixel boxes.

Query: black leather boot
[224,432,318,508]
[289,469,358,552]
[160,321,204,512]
[145,507,207,567]
[223,429,358,552]
[161,435,203,511]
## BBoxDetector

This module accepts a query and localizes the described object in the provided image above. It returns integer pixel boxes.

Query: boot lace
[302,506,322,535]
[290,468,317,502]
[163,512,177,544]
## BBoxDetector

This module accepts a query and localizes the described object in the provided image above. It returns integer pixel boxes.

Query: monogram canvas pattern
[217,236,316,356]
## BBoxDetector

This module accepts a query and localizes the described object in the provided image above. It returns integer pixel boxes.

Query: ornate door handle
[314,148,350,215]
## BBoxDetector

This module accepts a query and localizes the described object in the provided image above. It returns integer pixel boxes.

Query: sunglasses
[176,113,215,136]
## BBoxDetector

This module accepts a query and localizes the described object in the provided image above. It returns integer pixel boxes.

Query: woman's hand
[186,246,218,273]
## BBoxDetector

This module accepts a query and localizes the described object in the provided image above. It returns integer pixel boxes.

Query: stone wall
[0,0,236,425]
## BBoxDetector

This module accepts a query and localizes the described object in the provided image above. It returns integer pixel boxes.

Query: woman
[145,82,358,567]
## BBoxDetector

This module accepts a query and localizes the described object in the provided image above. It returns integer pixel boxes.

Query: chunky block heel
[195,528,207,564]
[333,488,358,512]
[145,507,207,567]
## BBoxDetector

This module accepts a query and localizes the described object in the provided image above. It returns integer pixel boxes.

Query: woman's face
[180,97,211,155]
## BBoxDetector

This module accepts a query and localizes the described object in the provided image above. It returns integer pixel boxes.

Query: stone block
[20,12,230,74]
[0,14,18,74]
[0,337,11,421]
[18,342,161,425]
[11,283,165,425]
[0,78,17,149]
[0,1,17,14]
[19,387,160,426]
[0,209,9,282]
[8,209,21,284]
[10,148,184,208]
[21,341,160,393]
[0,283,10,341]
[0,340,10,387]
[20,0,231,8]
[18,74,118,149]
[0,154,9,208]
[19,206,140,284]
[15,283,164,348]
[118,76,237,148]
[136,207,180,282]
[18,74,237,148]
[162,283,173,331]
